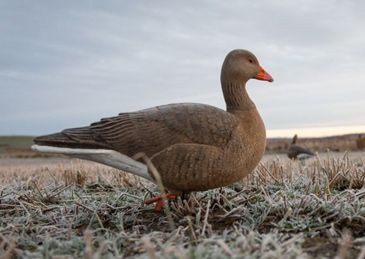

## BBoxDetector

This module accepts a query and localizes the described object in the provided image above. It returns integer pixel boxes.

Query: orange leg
[144,192,177,212]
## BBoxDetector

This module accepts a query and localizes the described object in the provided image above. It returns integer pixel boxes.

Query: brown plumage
[34,49,273,193]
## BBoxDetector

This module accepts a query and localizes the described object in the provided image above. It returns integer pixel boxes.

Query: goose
[287,134,315,160]
[32,49,273,210]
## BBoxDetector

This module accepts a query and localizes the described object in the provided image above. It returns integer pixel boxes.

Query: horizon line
[1,125,365,139]
[267,125,365,138]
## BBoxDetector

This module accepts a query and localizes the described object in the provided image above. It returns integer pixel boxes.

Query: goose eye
[249,59,253,63]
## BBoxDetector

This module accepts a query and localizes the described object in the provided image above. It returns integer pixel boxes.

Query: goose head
[221,49,273,85]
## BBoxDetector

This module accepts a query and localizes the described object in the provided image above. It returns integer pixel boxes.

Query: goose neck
[222,81,255,112]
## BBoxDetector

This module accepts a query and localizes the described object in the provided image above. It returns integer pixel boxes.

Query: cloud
[1,0,365,135]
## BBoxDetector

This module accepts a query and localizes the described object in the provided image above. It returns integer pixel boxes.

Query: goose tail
[33,126,106,149]
[32,127,154,182]
[31,144,153,182]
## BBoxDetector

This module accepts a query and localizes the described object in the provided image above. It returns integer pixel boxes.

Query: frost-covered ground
[1,152,365,258]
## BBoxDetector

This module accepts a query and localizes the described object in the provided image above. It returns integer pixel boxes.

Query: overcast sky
[1,0,365,137]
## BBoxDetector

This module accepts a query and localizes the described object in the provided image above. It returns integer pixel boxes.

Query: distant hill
[0,136,34,150]
[0,136,45,158]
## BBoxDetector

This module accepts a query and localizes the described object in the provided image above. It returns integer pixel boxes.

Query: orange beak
[255,65,274,82]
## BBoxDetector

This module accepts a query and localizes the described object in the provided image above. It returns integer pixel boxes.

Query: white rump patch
[31,145,153,182]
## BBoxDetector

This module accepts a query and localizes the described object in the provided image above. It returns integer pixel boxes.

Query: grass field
[1,152,365,258]
[0,136,34,150]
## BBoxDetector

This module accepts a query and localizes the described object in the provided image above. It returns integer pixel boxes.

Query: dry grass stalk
[142,236,157,259]
[83,230,93,259]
